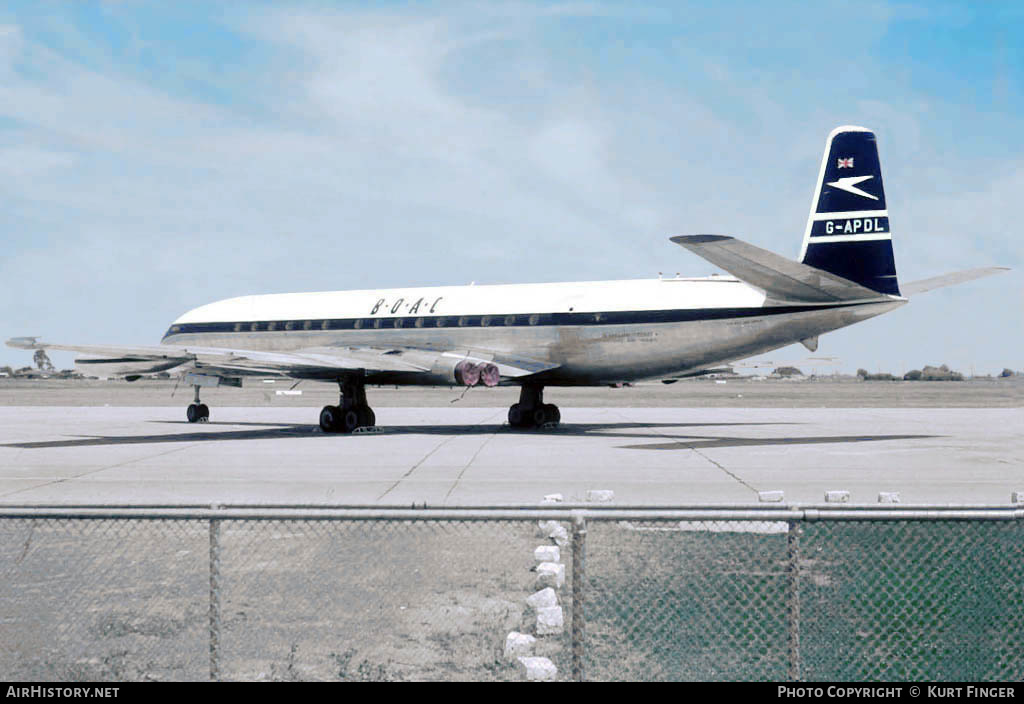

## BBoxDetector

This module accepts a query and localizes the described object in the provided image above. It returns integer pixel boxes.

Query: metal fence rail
[1,505,1022,681]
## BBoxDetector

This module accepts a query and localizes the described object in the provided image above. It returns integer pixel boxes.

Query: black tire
[543,404,560,425]
[358,406,376,428]
[341,409,360,433]
[197,403,210,422]
[531,407,547,427]
[508,403,524,427]
[319,405,338,433]
[186,404,199,423]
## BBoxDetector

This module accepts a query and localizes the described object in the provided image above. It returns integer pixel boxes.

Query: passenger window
[481,316,490,327]
[435,317,446,327]
[458,316,468,327]
[303,320,312,331]
[504,315,515,326]
[285,321,294,331]
[321,320,329,330]
[250,322,259,332]
[354,319,362,329]
[268,322,277,331]
[394,318,403,328]
[529,314,539,326]
[415,318,424,328]
[233,323,242,332]
[373,319,382,329]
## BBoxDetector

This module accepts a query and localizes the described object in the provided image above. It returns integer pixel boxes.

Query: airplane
[7,126,1007,433]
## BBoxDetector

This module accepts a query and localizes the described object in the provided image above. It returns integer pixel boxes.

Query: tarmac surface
[0,383,1021,505]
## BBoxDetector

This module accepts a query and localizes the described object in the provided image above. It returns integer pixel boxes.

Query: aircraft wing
[5,337,557,381]
[670,235,890,302]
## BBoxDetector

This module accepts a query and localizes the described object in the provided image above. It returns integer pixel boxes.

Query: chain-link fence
[1,506,1022,681]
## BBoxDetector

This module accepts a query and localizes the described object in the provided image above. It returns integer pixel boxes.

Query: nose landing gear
[186,384,209,423]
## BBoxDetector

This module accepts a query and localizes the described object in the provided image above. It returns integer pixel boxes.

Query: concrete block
[824,490,850,503]
[550,525,570,550]
[536,519,561,537]
[534,545,560,564]
[517,656,557,681]
[535,606,564,636]
[586,489,615,503]
[538,521,570,548]
[526,587,558,611]
[758,490,785,503]
[535,562,565,590]
[503,632,536,660]
[877,492,901,504]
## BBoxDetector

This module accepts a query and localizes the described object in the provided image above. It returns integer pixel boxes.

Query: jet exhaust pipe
[478,362,500,387]
[454,360,480,386]
[454,360,500,387]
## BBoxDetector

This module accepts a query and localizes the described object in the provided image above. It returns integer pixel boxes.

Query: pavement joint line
[613,409,760,495]
[375,410,500,502]
[442,411,503,502]
[0,441,201,500]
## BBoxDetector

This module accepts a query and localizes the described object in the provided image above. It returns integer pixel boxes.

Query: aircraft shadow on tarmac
[1,419,937,451]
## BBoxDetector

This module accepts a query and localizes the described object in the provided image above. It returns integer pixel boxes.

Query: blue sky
[1,1,1021,375]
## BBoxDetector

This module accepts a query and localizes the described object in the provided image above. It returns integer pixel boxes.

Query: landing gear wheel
[542,404,560,425]
[341,409,360,434]
[319,405,340,433]
[531,407,548,427]
[508,403,525,428]
[197,403,209,422]
[323,377,378,432]
[187,404,200,423]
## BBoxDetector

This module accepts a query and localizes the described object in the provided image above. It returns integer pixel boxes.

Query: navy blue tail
[799,126,900,296]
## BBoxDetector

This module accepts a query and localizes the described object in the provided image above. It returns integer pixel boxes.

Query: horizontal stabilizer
[900,267,1009,296]
[670,235,891,303]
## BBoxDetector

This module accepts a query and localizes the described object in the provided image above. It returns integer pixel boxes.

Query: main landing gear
[507,384,560,429]
[186,384,209,423]
[320,377,376,434]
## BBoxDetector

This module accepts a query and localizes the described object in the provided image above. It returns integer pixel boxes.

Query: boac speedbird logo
[826,174,878,201]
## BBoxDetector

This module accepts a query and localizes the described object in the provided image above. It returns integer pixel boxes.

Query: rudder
[799,126,900,296]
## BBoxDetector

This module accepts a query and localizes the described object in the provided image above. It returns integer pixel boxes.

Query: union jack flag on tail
[837,157,854,168]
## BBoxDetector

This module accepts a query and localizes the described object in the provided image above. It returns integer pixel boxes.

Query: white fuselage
[161,277,903,385]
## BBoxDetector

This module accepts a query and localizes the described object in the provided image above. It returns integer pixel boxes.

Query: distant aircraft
[8,126,1007,432]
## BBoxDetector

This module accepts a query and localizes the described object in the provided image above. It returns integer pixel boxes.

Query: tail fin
[799,126,900,296]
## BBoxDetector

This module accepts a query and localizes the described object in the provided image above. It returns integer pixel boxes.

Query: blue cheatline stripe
[161,303,863,341]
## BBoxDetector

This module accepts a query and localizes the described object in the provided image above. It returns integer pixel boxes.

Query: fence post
[209,515,222,681]
[571,511,587,682]
[787,520,801,682]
